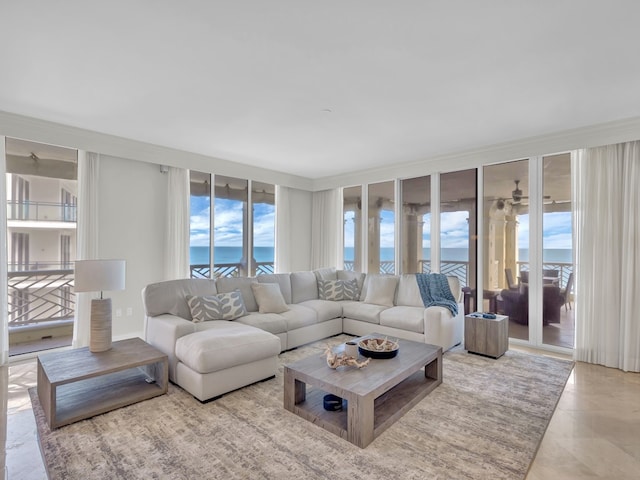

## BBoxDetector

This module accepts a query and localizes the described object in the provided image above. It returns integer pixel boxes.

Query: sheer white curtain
[164,167,190,280]
[72,151,100,348]
[310,188,342,270]
[574,141,640,372]
[275,185,291,273]
[0,137,7,364]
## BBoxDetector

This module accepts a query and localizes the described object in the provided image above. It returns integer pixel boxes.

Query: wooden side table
[37,337,168,429]
[464,313,509,358]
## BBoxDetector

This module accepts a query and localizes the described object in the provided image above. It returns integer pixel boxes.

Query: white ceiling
[2,1,640,180]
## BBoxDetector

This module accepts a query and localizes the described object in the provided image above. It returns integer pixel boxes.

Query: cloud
[518,212,572,249]
[542,212,572,248]
[518,214,530,247]
[189,231,210,247]
[422,213,432,248]
[213,199,244,246]
[440,211,469,248]
[190,195,211,246]
[253,206,275,246]
[190,196,276,248]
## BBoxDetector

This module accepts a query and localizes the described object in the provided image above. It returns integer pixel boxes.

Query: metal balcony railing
[8,268,75,327]
[343,260,573,290]
[7,201,77,222]
[517,261,573,289]
[190,262,275,279]
[8,261,74,272]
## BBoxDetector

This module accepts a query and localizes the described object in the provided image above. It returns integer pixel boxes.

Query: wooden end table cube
[464,313,509,358]
[37,337,168,429]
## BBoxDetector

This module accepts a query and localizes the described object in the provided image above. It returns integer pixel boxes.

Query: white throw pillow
[363,275,399,307]
[251,283,290,314]
[186,290,247,322]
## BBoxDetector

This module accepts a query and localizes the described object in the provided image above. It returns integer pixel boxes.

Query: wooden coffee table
[284,335,442,448]
[37,337,168,429]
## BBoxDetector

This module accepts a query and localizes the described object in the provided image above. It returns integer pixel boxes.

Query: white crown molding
[3,109,640,193]
[0,110,313,191]
[311,116,640,191]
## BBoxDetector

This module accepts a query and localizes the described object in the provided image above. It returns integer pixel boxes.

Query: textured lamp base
[90,298,113,353]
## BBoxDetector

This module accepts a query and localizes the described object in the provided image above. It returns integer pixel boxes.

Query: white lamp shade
[74,259,126,293]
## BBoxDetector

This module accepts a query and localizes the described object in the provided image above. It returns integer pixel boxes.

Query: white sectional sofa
[142,268,464,401]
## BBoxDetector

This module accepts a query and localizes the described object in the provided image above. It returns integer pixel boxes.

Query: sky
[344,209,572,250]
[194,197,572,253]
[190,196,275,247]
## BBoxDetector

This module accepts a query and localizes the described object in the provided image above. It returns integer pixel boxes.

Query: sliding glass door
[401,176,430,274]
[482,156,574,351]
[368,181,395,274]
[440,169,477,312]
[343,186,362,272]
[541,154,573,348]
[483,159,529,339]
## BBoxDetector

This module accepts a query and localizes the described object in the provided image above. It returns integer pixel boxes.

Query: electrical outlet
[115,308,123,317]
[126,307,133,316]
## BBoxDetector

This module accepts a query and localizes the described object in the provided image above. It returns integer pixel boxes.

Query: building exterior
[6,145,77,347]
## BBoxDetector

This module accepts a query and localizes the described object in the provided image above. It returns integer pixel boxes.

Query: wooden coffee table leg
[348,394,374,448]
[284,369,306,411]
[424,351,443,382]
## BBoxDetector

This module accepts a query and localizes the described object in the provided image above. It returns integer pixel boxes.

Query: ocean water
[343,247,572,263]
[191,246,572,265]
[190,246,274,265]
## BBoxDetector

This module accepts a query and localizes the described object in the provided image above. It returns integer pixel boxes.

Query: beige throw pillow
[363,275,399,307]
[251,283,289,314]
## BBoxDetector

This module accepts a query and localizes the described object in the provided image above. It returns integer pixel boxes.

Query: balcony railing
[8,261,74,272]
[343,260,469,285]
[190,262,275,279]
[517,261,573,289]
[343,260,574,290]
[8,268,75,327]
[7,201,77,222]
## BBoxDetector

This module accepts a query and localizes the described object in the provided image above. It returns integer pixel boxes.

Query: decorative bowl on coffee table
[358,337,399,359]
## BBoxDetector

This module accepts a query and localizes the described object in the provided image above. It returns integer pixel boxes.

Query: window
[60,234,71,269]
[542,153,573,348]
[251,181,275,275]
[401,176,430,274]
[483,159,529,336]
[5,137,77,355]
[214,175,248,277]
[189,171,212,278]
[10,232,29,271]
[190,173,275,278]
[343,186,362,271]
[440,169,477,307]
[10,175,29,220]
[368,181,395,274]
[61,188,77,222]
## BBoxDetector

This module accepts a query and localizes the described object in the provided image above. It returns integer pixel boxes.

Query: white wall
[97,155,167,339]
[287,187,313,272]
[92,156,314,339]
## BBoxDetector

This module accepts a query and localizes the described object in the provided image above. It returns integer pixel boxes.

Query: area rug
[30,335,574,480]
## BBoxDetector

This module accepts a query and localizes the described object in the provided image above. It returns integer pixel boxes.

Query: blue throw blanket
[415,273,458,316]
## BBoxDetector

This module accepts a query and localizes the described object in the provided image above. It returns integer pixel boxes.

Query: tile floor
[2,345,640,480]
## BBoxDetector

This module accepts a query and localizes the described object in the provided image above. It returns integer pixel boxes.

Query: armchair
[499,284,563,326]
[505,268,518,290]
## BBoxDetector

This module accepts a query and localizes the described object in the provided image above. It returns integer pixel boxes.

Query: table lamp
[74,259,126,352]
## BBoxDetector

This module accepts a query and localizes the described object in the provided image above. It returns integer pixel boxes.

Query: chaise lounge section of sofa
[142,269,464,401]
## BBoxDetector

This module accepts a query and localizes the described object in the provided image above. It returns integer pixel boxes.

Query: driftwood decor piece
[324,346,371,369]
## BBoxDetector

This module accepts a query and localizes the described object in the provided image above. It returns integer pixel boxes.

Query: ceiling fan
[511,179,550,204]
